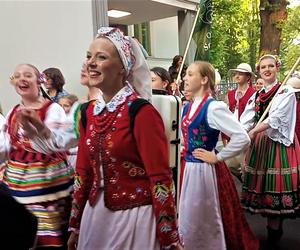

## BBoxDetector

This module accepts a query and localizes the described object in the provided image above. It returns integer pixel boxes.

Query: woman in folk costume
[68,27,182,250]
[0,64,77,248]
[240,55,300,244]
[179,61,259,250]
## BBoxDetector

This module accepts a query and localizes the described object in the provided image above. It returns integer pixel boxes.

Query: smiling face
[259,57,278,84]
[255,78,265,91]
[86,38,125,94]
[12,64,40,100]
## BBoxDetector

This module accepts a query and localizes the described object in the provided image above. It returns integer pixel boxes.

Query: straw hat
[287,77,300,90]
[228,63,256,78]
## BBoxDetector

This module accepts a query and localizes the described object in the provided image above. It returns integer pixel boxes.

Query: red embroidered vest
[70,93,179,247]
[228,86,256,120]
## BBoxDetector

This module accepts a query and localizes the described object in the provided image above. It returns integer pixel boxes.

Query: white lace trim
[267,111,292,146]
[93,83,134,115]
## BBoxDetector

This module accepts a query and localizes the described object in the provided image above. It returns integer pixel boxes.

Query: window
[134,22,151,56]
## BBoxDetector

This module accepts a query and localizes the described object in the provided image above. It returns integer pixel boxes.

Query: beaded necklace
[254,83,280,122]
[93,104,122,134]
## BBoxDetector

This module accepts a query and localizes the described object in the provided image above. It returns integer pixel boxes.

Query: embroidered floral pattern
[242,191,300,213]
[153,182,170,204]
[282,195,293,207]
[73,174,82,192]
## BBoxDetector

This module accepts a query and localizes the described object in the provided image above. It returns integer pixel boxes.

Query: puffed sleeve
[263,85,296,146]
[133,104,180,248]
[240,92,256,132]
[69,114,93,231]
[207,101,250,161]
[0,112,12,163]
[30,103,78,153]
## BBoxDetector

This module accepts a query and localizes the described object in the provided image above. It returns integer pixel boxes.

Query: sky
[289,0,300,8]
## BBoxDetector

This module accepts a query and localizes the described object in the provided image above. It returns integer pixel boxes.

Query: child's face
[12,64,40,100]
[59,98,72,113]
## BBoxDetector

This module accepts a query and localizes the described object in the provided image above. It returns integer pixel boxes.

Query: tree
[210,0,260,78]
[281,4,300,72]
[259,0,289,56]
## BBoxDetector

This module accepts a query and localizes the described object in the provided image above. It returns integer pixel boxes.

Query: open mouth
[88,70,101,78]
[18,84,29,90]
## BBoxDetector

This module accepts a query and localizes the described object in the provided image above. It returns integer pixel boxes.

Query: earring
[120,68,125,74]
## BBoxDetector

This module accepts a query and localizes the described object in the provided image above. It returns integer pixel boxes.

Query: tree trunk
[259,0,288,56]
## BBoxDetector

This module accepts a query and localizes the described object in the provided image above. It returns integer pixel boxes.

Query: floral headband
[255,54,282,72]
[96,27,136,76]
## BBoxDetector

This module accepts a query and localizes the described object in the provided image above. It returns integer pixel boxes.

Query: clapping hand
[16,108,50,139]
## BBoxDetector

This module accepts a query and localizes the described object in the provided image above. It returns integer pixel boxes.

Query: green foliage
[210,0,260,79]
[281,5,300,73]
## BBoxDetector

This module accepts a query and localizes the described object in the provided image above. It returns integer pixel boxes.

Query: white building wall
[149,16,179,70]
[0,0,93,114]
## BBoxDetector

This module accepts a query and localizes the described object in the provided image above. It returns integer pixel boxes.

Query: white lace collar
[93,83,134,116]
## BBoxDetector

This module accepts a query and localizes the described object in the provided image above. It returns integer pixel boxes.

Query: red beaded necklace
[93,104,122,134]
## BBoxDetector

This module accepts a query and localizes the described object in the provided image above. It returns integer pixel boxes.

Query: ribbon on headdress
[255,54,282,72]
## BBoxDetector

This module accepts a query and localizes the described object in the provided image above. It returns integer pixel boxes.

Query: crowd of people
[0,26,300,250]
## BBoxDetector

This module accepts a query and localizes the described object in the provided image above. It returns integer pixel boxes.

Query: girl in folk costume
[68,27,182,250]
[59,94,80,171]
[179,61,259,250]
[240,55,300,244]
[0,64,77,248]
[224,63,256,180]
[227,63,256,120]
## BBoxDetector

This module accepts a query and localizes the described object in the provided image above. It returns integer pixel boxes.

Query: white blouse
[0,102,78,163]
[189,97,250,161]
[240,84,296,146]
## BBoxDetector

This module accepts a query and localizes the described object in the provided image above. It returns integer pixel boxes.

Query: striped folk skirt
[3,159,73,247]
[242,131,300,216]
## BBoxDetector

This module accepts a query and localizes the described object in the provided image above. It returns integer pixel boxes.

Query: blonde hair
[192,61,216,96]
[60,94,78,106]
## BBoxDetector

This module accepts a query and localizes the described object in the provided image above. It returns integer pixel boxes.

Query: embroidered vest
[7,101,66,163]
[228,87,256,120]
[182,98,220,163]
